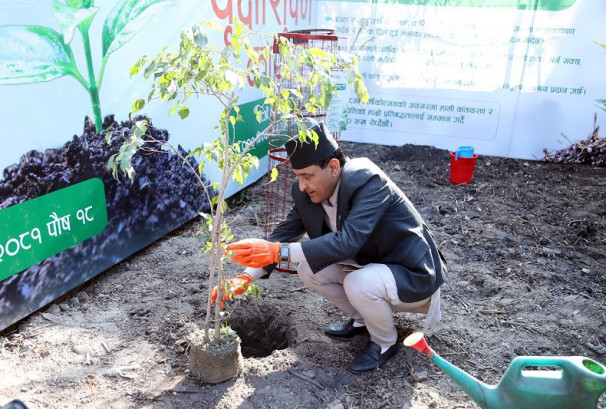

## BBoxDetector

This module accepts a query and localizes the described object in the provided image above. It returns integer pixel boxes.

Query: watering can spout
[404,332,606,409]
[404,332,495,408]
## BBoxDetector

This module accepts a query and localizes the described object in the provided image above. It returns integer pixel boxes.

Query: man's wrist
[279,243,290,262]
[244,267,265,281]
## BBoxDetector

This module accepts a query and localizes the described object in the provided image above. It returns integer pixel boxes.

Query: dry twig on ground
[543,113,605,166]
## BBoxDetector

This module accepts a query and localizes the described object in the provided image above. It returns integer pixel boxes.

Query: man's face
[293,158,341,203]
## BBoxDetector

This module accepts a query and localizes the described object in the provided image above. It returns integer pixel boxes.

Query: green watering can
[404,332,606,409]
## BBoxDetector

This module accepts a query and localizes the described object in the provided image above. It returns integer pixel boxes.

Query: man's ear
[328,158,341,174]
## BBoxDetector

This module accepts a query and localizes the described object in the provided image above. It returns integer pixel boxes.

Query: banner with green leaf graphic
[0,0,316,331]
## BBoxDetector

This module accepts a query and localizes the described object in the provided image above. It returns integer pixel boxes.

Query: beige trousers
[298,262,438,349]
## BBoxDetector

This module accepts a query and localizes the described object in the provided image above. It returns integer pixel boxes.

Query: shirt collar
[323,178,341,207]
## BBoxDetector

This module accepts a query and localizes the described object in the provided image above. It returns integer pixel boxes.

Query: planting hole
[228,303,291,358]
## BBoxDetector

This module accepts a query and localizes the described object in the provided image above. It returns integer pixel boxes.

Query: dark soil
[1,140,605,409]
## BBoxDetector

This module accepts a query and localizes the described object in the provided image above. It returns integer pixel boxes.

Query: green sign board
[0,178,108,281]
[231,97,271,158]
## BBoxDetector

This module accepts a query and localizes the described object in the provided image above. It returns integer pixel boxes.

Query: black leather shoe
[324,319,368,338]
[348,341,400,373]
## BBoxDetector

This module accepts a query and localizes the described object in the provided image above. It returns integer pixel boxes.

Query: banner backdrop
[0,0,316,331]
[317,0,606,160]
[2,0,604,331]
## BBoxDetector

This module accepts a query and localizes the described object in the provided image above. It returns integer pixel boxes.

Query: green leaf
[224,69,243,89]
[0,25,79,84]
[308,47,329,59]
[320,83,333,108]
[178,105,190,119]
[102,0,175,58]
[52,0,99,44]
[354,78,370,104]
[270,167,279,183]
[66,0,95,9]
[132,98,145,112]
[132,119,148,139]
[192,29,208,49]
[593,99,606,112]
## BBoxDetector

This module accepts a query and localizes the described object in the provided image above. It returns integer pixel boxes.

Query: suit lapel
[307,202,328,238]
[336,177,348,230]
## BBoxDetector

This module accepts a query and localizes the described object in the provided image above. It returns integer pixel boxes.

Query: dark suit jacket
[267,157,445,302]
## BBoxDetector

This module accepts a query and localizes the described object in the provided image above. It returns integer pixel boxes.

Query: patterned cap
[285,123,338,169]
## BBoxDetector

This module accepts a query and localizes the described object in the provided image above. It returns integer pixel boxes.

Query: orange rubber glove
[227,239,280,268]
[211,274,253,308]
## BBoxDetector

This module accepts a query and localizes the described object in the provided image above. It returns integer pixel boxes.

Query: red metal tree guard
[264,29,339,273]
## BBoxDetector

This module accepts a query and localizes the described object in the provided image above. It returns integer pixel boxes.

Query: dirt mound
[0,116,210,331]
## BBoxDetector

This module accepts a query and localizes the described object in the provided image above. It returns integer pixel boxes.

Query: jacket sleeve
[268,203,306,243]
[260,202,306,276]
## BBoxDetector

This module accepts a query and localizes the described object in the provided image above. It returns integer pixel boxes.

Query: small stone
[412,373,428,382]
[586,342,606,355]
[58,303,70,311]
[46,304,61,314]
[301,368,316,379]
[76,291,90,302]
[72,345,91,355]
[68,297,80,308]
[328,400,344,409]
[428,400,438,407]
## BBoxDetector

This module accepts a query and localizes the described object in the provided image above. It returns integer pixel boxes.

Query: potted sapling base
[188,324,244,384]
[109,18,369,383]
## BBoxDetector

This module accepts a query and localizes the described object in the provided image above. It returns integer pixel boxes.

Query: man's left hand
[227,239,280,268]
[211,274,253,308]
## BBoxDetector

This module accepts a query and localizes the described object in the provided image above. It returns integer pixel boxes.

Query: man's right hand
[227,239,280,268]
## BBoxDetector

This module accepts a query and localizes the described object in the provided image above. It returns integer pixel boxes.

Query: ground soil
[1,141,605,409]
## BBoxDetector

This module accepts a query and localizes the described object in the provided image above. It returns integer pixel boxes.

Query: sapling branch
[110,18,369,347]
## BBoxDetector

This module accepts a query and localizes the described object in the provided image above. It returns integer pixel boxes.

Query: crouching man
[221,123,445,373]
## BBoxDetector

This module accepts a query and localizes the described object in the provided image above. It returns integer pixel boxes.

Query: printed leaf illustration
[0,25,78,84]
[51,0,99,44]
[102,0,176,58]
